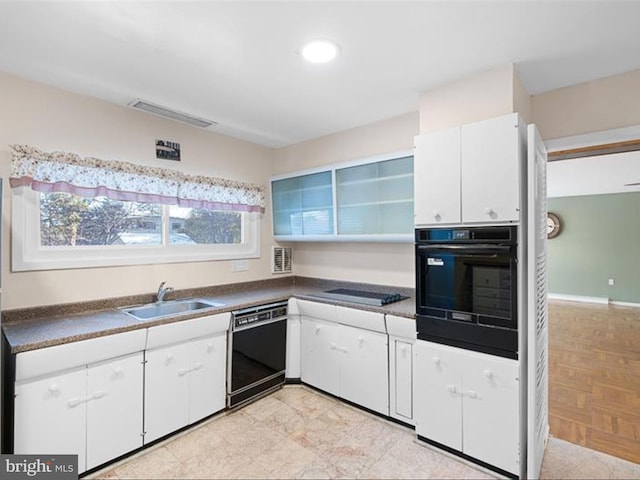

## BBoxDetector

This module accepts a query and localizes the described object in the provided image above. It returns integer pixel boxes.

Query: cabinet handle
[330,342,336,350]
[400,345,407,354]
[484,369,494,379]
[433,212,441,221]
[358,336,364,345]
[447,384,457,394]
[112,366,124,378]
[165,353,174,365]
[484,207,495,216]
[207,343,214,353]
[178,368,188,376]
[467,390,478,399]
[433,356,441,366]
[193,362,203,371]
[48,383,60,394]
[315,326,321,333]
[68,397,84,408]
[92,390,107,400]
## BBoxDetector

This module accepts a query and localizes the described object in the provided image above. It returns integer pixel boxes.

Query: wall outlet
[231,259,249,272]
[608,278,615,286]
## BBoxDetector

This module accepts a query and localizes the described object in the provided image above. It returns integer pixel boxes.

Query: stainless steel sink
[122,299,225,320]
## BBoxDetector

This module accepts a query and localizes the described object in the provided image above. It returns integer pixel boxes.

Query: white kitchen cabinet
[338,324,388,414]
[144,313,229,444]
[414,341,520,475]
[298,300,389,416]
[414,126,461,225]
[86,353,144,470]
[13,330,147,474]
[14,366,87,470]
[414,113,525,226]
[387,314,416,425]
[144,332,227,443]
[300,317,340,396]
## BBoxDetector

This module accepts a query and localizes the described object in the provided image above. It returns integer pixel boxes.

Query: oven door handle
[417,244,512,254]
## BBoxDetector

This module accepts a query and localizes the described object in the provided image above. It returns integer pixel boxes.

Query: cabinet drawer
[336,306,385,333]
[386,315,415,340]
[296,300,337,323]
[16,329,147,382]
[146,313,230,350]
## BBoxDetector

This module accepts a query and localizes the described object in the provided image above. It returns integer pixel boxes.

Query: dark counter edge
[2,276,416,354]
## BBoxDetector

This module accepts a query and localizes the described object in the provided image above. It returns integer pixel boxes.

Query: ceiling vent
[272,246,292,274]
[128,99,216,128]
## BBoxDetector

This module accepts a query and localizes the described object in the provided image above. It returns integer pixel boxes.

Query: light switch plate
[231,259,249,272]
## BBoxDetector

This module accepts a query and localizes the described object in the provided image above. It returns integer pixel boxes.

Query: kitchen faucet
[156,281,174,303]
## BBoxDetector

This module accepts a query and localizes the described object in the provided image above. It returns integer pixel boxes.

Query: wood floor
[548,300,640,464]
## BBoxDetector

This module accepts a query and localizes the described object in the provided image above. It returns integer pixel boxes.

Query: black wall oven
[415,226,519,359]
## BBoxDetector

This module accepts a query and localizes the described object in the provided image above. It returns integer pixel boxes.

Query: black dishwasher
[227,301,287,407]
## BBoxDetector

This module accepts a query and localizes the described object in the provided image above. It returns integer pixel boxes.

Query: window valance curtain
[9,144,265,213]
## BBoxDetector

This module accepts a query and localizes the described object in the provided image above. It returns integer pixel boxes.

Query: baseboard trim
[610,300,640,308]
[548,293,609,305]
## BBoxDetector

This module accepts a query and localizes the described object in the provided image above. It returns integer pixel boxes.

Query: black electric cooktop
[314,288,407,307]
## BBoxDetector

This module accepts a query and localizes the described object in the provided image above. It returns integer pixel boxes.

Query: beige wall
[532,68,640,140]
[419,64,533,133]
[273,112,419,288]
[0,72,275,309]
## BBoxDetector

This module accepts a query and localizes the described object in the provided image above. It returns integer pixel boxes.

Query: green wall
[547,192,640,303]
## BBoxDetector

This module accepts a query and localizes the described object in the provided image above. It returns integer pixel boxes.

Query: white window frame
[12,188,261,272]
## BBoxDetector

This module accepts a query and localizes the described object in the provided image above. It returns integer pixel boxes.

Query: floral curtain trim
[9,145,265,213]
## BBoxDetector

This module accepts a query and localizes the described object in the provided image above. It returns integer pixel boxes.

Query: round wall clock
[547,212,561,239]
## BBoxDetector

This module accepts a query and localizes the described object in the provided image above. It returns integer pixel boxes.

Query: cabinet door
[300,318,340,396]
[413,341,463,451]
[144,343,190,443]
[14,367,87,471]
[189,334,226,423]
[338,325,389,416]
[414,127,461,225]
[86,353,144,470]
[462,351,520,475]
[391,339,413,423]
[461,114,521,223]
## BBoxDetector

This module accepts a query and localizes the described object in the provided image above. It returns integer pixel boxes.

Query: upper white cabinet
[272,151,414,242]
[414,340,520,475]
[414,113,526,226]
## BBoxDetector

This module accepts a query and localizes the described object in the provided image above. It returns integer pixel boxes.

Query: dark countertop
[2,276,416,354]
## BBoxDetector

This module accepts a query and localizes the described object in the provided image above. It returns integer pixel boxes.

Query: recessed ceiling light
[301,39,340,64]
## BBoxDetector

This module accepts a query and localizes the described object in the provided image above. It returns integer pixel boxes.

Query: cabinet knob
[178,368,187,376]
[467,390,478,399]
[207,343,214,353]
[48,383,60,394]
[433,356,441,366]
[193,362,203,370]
[68,397,82,408]
[113,366,124,378]
[484,369,494,379]
[484,207,495,216]
[447,384,457,394]
[315,326,321,333]
[358,336,364,345]
[433,212,441,221]
[330,342,336,350]
[400,345,407,354]
[166,353,174,362]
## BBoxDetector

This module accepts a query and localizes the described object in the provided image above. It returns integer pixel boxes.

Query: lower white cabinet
[414,341,520,475]
[387,314,416,425]
[299,301,389,416]
[14,352,144,473]
[144,333,226,443]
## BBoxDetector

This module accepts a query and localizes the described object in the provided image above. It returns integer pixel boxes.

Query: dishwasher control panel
[232,301,288,330]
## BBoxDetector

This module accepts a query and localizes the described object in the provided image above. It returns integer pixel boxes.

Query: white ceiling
[1,1,640,148]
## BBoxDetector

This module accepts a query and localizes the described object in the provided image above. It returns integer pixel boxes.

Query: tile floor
[89,385,640,479]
